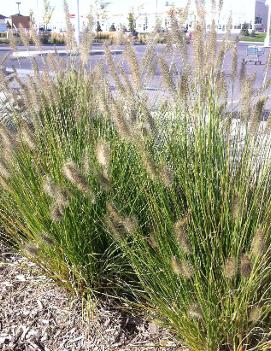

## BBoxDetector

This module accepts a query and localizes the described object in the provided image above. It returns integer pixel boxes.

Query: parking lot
[1,41,271,110]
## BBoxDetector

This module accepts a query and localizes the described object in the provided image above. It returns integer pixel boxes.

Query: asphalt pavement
[1,42,271,110]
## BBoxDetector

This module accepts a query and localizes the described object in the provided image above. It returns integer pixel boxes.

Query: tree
[240,22,249,36]
[43,0,54,30]
[109,23,116,31]
[96,21,102,32]
[91,0,110,23]
[128,12,136,33]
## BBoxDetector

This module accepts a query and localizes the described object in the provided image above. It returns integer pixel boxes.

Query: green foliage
[42,0,54,29]
[2,5,271,351]
[127,12,136,33]
[240,22,250,36]
[109,23,116,32]
[96,21,102,32]
[0,73,135,296]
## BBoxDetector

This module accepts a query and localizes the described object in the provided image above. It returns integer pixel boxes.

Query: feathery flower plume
[231,193,240,221]
[0,126,16,153]
[18,24,30,47]
[142,44,156,78]
[8,30,17,51]
[63,161,93,198]
[171,256,183,275]
[159,57,176,93]
[106,203,124,241]
[138,146,157,181]
[83,148,90,175]
[64,0,76,50]
[118,64,135,99]
[122,216,138,235]
[240,77,253,122]
[240,254,252,278]
[171,256,193,278]
[40,233,54,246]
[96,139,111,171]
[107,203,137,237]
[239,61,247,83]
[249,97,266,136]
[174,216,191,254]
[223,256,237,279]
[29,25,41,50]
[25,244,40,256]
[124,42,142,90]
[80,16,94,66]
[159,164,174,187]
[148,232,158,250]
[0,159,11,179]
[208,19,217,64]
[104,45,126,95]
[0,176,10,191]
[51,204,64,222]
[249,306,262,322]
[55,187,70,208]
[20,124,36,150]
[96,171,111,191]
[188,303,203,320]
[251,228,266,257]
[43,176,56,198]
[111,100,132,140]
[180,260,194,279]
[231,44,238,80]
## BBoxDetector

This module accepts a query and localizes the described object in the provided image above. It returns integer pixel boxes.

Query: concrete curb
[238,41,264,45]
[11,49,123,58]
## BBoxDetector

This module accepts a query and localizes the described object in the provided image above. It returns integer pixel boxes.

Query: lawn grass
[240,32,266,42]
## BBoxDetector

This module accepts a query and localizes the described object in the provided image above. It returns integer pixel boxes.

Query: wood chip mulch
[0,244,183,351]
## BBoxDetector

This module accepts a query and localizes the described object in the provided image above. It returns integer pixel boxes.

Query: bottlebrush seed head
[63,161,92,197]
[240,254,252,278]
[251,228,266,257]
[249,306,262,322]
[51,204,64,222]
[223,256,237,279]
[40,233,54,245]
[96,139,111,170]
[0,159,11,179]
[174,217,191,254]
[188,303,203,320]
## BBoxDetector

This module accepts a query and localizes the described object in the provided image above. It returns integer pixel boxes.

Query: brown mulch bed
[0,244,183,351]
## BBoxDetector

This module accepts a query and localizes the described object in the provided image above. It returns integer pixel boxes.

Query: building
[7,14,31,31]
[0,14,7,35]
[31,0,268,34]
[100,0,269,34]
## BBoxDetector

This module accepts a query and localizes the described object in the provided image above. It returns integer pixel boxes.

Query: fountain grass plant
[1,0,271,349]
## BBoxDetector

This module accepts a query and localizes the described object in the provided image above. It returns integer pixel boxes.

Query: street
[1,42,271,110]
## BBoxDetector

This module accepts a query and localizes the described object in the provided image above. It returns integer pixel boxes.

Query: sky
[0,0,144,17]
[0,0,259,24]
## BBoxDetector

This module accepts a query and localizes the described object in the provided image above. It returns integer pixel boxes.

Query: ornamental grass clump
[1,1,271,350]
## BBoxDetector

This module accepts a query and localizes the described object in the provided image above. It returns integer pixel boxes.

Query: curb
[11,49,123,59]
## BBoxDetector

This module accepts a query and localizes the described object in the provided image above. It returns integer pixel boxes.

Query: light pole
[16,2,21,15]
[75,0,80,45]
[264,0,271,47]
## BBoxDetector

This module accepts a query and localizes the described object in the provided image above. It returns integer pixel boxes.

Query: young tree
[96,21,102,32]
[128,12,135,33]
[43,0,54,30]
[240,22,249,36]
[109,23,116,31]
